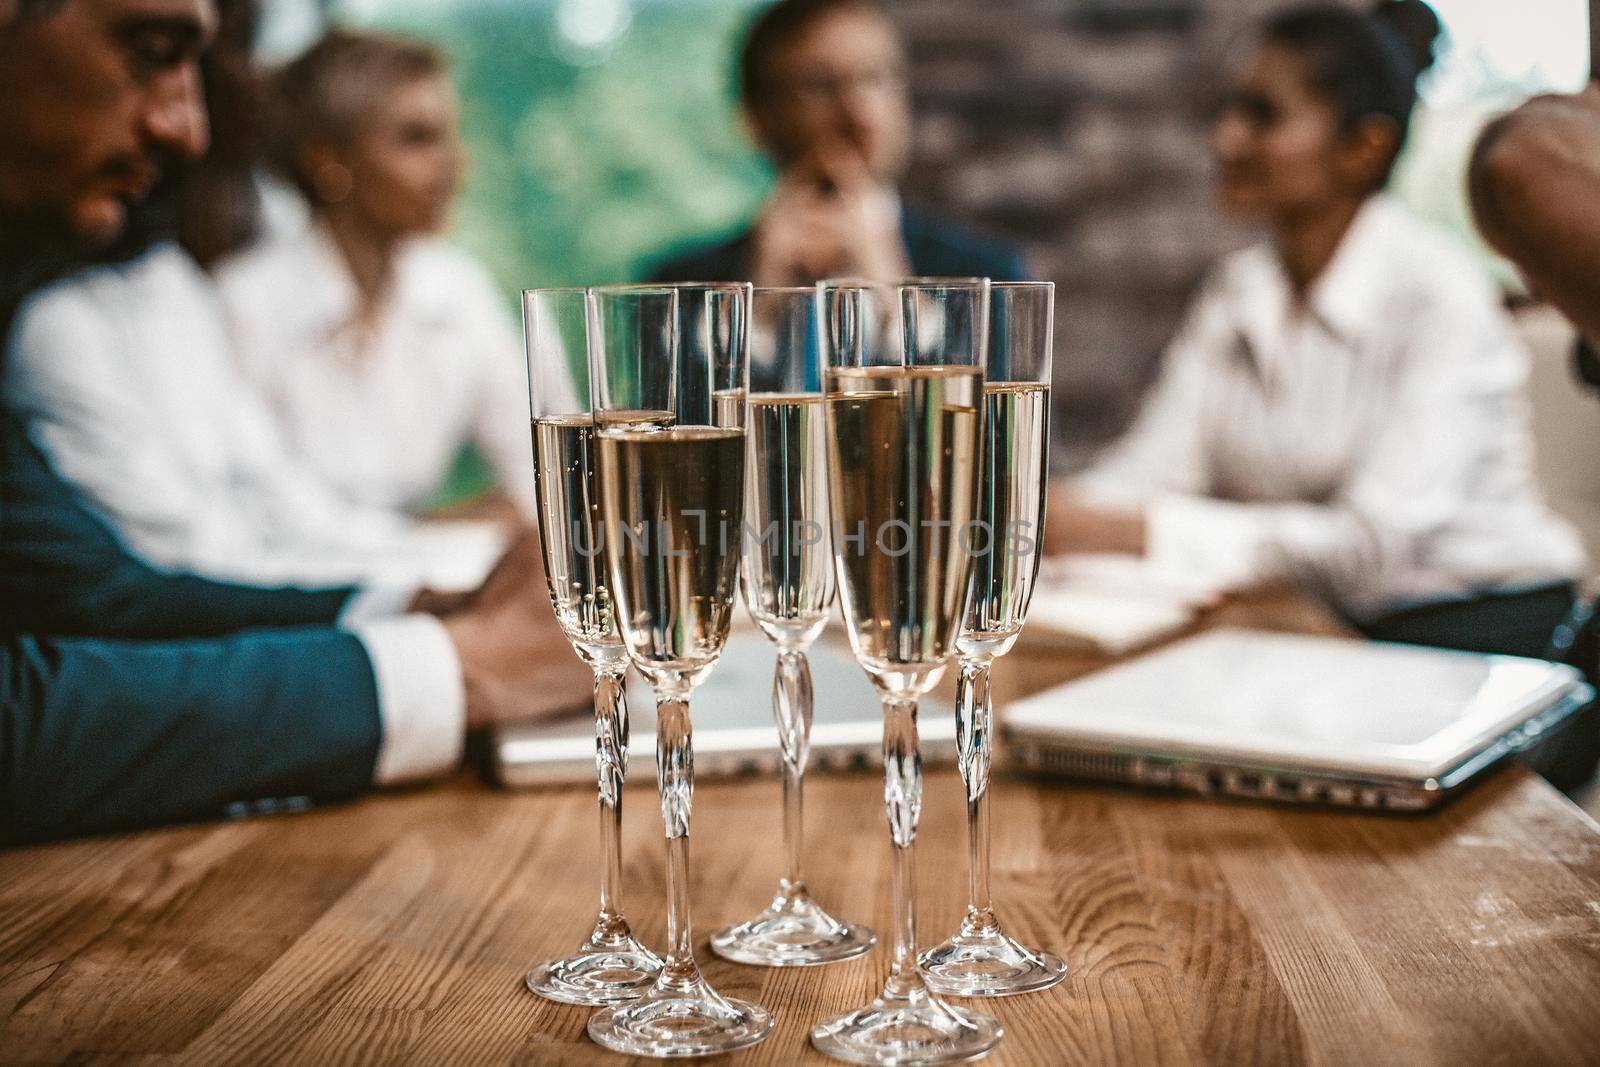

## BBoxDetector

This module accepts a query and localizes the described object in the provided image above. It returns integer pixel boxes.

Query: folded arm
[0,628,382,844]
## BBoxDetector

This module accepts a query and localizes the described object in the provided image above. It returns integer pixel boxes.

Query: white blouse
[1076,196,1586,622]
[215,224,536,518]
[2,242,498,589]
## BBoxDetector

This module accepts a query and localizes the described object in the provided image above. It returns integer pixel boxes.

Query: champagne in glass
[921,282,1067,997]
[810,279,1003,1066]
[521,288,661,1006]
[584,283,775,1059]
[597,424,745,671]
[710,287,876,968]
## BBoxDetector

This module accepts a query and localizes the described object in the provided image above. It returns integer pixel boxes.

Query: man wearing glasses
[651,0,1025,286]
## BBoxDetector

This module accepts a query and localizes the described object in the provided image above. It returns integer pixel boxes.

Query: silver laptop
[491,634,956,787]
[1002,628,1593,811]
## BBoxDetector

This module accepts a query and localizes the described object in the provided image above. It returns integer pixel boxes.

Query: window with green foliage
[330,0,772,505]
[337,0,773,292]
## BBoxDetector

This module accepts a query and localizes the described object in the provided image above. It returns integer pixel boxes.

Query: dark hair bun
[1372,0,1442,76]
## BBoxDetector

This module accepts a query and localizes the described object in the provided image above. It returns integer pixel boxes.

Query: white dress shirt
[4,243,505,590]
[3,242,467,784]
[1077,195,1586,622]
[215,224,536,518]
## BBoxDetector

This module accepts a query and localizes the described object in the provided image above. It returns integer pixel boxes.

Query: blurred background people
[3,3,502,590]
[0,0,584,845]
[650,0,1024,285]
[1049,0,1586,659]
[216,30,535,522]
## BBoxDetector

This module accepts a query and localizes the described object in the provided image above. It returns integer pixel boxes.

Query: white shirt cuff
[339,582,423,624]
[350,614,465,785]
[1145,493,1273,588]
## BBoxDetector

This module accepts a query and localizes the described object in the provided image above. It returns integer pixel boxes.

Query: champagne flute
[584,282,775,1058]
[521,287,662,1005]
[919,281,1066,997]
[710,287,876,967]
[810,279,1003,1066]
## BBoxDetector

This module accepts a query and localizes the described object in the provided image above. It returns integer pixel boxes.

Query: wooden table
[5,592,1600,1065]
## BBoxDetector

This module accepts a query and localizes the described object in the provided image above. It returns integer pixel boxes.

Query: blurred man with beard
[0,0,584,844]
[0,0,212,320]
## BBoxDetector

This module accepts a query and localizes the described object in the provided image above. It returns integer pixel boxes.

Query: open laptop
[491,633,956,787]
[1002,628,1594,811]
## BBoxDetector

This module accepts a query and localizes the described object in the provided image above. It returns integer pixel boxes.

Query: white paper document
[1025,553,1234,654]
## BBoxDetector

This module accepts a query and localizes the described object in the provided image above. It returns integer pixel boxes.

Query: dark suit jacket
[0,412,384,844]
[649,205,1028,284]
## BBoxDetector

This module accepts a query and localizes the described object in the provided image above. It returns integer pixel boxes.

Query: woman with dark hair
[217,30,534,522]
[1052,0,1586,657]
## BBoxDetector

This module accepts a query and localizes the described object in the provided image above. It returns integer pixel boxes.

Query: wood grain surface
[4,592,1600,1066]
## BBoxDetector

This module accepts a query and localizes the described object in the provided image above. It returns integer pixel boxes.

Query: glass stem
[956,657,998,936]
[881,695,925,999]
[774,648,813,904]
[654,688,701,990]
[593,665,629,942]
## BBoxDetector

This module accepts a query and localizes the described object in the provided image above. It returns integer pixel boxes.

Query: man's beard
[0,171,180,347]
[92,176,180,266]
[1,170,179,277]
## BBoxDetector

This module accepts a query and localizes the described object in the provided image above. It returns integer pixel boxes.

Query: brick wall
[894,0,1285,462]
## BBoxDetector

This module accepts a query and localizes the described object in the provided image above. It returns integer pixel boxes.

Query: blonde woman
[218,30,534,521]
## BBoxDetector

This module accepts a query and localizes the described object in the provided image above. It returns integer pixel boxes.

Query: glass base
[810,985,1002,1066]
[587,974,774,1058]
[525,930,662,1006]
[710,891,876,967]
[918,924,1067,998]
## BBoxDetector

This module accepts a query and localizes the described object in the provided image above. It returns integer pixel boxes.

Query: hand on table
[433,527,593,732]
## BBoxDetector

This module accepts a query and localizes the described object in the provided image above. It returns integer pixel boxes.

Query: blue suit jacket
[649,205,1028,284]
[0,412,384,844]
